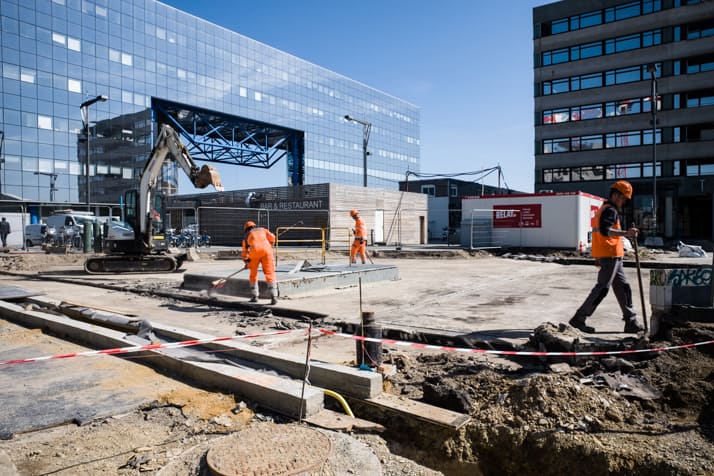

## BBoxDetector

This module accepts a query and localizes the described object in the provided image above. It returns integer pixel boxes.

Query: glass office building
[0,0,420,206]
[534,0,714,240]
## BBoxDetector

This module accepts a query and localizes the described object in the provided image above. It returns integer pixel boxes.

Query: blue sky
[163,0,552,193]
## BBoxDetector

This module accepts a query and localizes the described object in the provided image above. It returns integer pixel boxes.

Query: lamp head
[344,115,352,121]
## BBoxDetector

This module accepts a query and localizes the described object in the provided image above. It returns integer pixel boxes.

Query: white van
[24,224,47,247]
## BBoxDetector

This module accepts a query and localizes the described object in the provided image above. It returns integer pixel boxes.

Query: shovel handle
[632,233,648,334]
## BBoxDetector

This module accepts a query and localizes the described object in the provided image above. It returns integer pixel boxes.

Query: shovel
[210,266,247,290]
[631,232,648,335]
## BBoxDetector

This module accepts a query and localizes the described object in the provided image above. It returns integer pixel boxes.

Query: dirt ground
[1,251,713,475]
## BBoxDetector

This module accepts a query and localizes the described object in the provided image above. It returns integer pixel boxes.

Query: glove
[243,258,251,264]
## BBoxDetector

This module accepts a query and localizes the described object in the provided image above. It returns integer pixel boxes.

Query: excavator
[84,124,224,274]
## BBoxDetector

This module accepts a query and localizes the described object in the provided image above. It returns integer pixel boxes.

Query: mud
[378,323,714,475]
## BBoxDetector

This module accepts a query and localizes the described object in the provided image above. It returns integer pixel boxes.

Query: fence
[464,208,523,250]
[175,207,331,247]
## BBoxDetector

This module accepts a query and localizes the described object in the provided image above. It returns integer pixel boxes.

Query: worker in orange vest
[349,209,367,264]
[242,221,278,305]
[570,181,644,334]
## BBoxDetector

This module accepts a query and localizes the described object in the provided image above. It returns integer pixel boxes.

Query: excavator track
[84,255,178,274]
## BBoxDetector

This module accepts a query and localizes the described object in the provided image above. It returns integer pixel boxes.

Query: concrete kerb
[145,322,383,399]
[0,298,323,419]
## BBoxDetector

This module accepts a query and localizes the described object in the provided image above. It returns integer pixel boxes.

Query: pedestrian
[349,209,367,264]
[0,217,11,248]
[242,221,278,305]
[569,180,644,334]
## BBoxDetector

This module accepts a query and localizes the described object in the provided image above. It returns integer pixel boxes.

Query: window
[37,115,52,129]
[67,37,81,51]
[421,185,435,196]
[67,78,81,92]
[450,184,458,198]
[543,168,570,183]
[543,108,569,124]
[543,138,570,154]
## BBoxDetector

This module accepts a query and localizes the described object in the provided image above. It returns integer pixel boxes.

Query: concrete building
[533,0,714,241]
[168,183,428,248]
[0,0,419,214]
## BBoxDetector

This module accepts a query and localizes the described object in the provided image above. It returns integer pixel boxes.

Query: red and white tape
[0,329,299,366]
[318,329,714,357]
[3,327,713,366]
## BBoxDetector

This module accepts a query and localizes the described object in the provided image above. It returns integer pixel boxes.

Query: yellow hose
[322,389,354,417]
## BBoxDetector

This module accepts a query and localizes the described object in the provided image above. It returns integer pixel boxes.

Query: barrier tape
[0,329,299,366]
[317,329,714,357]
[3,327,714,366]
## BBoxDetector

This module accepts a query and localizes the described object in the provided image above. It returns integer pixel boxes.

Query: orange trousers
[350,238,366,263]
[247,250,276,283]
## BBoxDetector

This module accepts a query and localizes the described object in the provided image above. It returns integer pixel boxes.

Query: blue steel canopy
[152,99,304,185]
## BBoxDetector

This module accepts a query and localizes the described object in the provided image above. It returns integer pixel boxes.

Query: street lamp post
[344,115,372,187]
[646,63,658,239]
[34,171,58,201]
[79,95,108,213]
[0,130,4,196]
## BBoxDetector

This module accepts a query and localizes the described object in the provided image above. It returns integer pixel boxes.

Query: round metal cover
[206,423,332,476]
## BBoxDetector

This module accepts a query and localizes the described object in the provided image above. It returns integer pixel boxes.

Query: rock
[422,381,473,413]
[605,408,623,423]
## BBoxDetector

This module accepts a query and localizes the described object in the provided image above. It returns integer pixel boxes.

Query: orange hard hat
[611,180,633,199]
[349,209,359,217]
[244,221,256,232]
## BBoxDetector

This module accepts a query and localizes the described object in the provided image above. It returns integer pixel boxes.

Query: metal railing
[275,226,326,265]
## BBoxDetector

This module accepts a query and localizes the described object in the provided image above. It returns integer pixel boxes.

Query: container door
[374,209,384,244]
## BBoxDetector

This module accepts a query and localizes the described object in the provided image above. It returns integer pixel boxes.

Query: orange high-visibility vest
[591,203,624,258]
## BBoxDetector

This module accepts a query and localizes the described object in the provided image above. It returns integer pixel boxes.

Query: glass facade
[0,0,420,204]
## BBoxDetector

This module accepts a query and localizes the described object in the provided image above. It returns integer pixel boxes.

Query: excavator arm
[138,124,224,235]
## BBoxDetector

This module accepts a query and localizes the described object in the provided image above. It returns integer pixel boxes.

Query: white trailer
[461,191,605,250]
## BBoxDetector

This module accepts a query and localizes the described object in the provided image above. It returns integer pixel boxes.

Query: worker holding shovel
[570,180,644,334]
[242,221,278,305]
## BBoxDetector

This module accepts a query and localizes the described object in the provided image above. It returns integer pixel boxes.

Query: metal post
[0,130,4,197]
[79,95,108,253]
[647,64,658,237]
[79,95,108,215]
[344,115,372,188]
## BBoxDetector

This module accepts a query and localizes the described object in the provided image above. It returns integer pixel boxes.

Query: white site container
[460,191,605,249]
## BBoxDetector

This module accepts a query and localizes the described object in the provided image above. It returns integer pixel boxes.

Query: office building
[0,0,420,211]
[534,0,714,240]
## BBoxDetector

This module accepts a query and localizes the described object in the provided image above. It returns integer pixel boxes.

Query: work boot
[270,296,278,305]
[249,296,258,303]
[623,318,644,334]
[569,316,595,334]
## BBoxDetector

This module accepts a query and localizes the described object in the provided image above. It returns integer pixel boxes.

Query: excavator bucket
[195,165,224,191]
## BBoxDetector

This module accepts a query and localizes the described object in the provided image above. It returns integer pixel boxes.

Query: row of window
[542,55,714,96]
[542,159,714,183]
[542,162,662,183]
[543,63,660,96]
[542,20,714,68]
[543,96,657,124]
[543,29,661,66]
[543,129,661,154]
[541,0,662,37]
[542,89,714,125]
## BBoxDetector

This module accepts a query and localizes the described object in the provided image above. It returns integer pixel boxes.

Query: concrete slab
[182,261,400,298]
[0,299,324,420]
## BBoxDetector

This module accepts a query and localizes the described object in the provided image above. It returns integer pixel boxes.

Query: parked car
[24,224,47,248]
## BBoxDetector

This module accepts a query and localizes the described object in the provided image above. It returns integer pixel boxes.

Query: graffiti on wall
[651,268,712,287]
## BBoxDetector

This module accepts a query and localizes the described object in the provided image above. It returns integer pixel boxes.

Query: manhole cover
[206,423,332,476]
